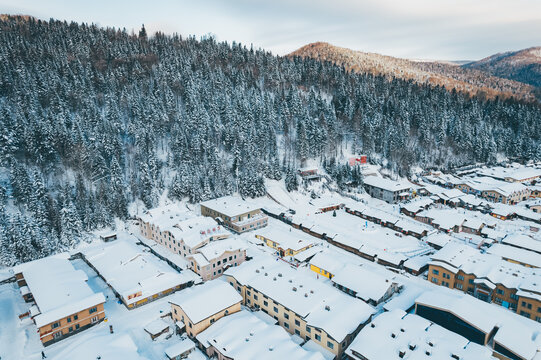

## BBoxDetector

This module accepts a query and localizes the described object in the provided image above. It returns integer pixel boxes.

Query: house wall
[171,301,241,338]
[428,265,520,312]
[190,249,246,281]
[516,294,541,322]
[200,206,267,233]
[225,275,365,357]
[256,234,312,256]
[415,304,489,345]
[309,264,333,279]
[39,302,105,346]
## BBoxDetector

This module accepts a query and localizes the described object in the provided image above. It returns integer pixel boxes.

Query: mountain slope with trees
[0,16,540,265]
[463,47,541,88]
[289,42,539,102]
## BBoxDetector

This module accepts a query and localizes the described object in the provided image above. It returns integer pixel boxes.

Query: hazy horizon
[0,0,540,61]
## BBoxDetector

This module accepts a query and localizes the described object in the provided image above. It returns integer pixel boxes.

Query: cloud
[0,0,539,60]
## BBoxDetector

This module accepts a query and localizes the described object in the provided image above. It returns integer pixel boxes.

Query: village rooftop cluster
[1,161,541,359]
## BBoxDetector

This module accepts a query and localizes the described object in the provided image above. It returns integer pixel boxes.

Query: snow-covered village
[1,2,541,360]
[2,160,541,360]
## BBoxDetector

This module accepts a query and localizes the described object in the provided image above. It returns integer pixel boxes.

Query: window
[295,329,301,336]
[254,295,258,300]
[496,289,504,295]
[284,313,289,320]
[520,311,531,319]
[263,301,268,307]
[315,334,321,341]
[306,335,311,341]
[189,322,192,328]
[247,290,251,296]
[432,269,439,275]
[468,279,474,284]
[73,315,78,321]
[68,327,73,333]
[522,301,527,307]
[306,326,311,333]
[284,322,289,329]
[536,317,541,323]
[273,306,279,313]
[67,317,71,323]
[229,256,233,261]
[456,283,463,290]
[217,260,221,265]
[52,321,61,329]
[431,277,438,284]
[75,324,80,330]
[247,299,251,305]
[327,341,334,349]
[295,319,300,326]
[89,307,97,314]
[456,275,464,281]
[210,319,215,324]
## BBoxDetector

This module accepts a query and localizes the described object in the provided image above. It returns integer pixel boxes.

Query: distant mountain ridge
[463,47,541,88]
[289,42,538,102]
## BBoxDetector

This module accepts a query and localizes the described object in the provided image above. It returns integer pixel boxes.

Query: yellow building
[14,255,106,346]
[224,259,375,358]
[308,252,344,279]
[169,280,242,338]
[428,243,540,315]
[254,224,316,257]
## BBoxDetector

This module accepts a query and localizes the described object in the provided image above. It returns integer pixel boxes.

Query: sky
[0,0,540,61]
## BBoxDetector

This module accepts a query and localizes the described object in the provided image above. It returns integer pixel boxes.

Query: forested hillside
[289,42,539,102]
[0,16,540,265]
[463,47,541,88]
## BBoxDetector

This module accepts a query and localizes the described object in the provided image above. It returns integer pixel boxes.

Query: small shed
[144,318,170,340]
[165,338,196,360]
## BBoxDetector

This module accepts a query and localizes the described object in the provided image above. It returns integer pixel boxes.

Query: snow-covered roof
[14,254,105,328]
[51,333,149,360]
[255,224,317,252]
[196,310,325,360]
[200,196,261,217]
[168,216,230,249]
[331,264,397,303]
[487,243,541,268]
[425,233,454,248]
[82,240,195,304]
[225,258,375,342]
[195,238,245,263]
[169,280,242,324]
[502,234,541,254]
[165,338,196,358]
[416,290,541,360]
[401,198,433,214]
[345,309,494,360]
[430,243,537,290]
[139,203,193,229]
[144,318,169,336]
[363,176,411,192]
[309,251,347,274]
[403,255,431,272]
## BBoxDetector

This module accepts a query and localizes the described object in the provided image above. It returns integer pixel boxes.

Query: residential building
[427,243,541,313]
[330,264,400,306]
[298,167,321,181]
[164,338,196,360]
[255,224,316,258]
[200,195,268,233]
[196,310,325,360]
[139,205,230,259]
[188,238,246,280]
[13,254,106,346]
[169,280,242,338]
[82,240,199,309]
[363,176,411,203]
[487,243,541,268]
[502,234,541,254]
[345,309,494,360]
[415,290,541,360]
[224,258,375,358]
